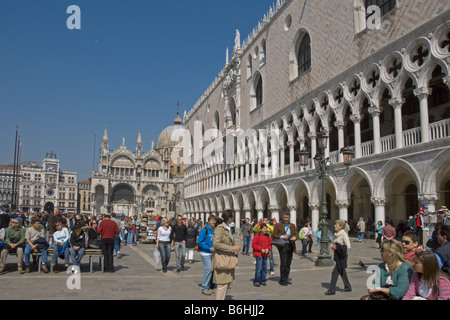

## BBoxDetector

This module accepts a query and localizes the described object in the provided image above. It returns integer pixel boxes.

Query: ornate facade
[90,113,184,217]
[182,0,450,231]
[18,152,78,214]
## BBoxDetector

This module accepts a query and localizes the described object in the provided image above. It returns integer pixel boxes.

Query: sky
[0,0,276,181]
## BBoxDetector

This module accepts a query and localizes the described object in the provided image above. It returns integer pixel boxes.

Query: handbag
[271,238,285,249]
[214,252,238,271]
[153,249,161,265]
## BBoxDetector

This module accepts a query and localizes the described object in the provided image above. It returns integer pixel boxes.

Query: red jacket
[252,232,272,258]
[97,219,120,239]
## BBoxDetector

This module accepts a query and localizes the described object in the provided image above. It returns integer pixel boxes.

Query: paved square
[0,234,383,300]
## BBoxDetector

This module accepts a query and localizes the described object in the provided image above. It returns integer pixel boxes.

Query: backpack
[195,227,209,252]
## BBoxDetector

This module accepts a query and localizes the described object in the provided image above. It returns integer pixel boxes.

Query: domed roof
[156,112,184,149]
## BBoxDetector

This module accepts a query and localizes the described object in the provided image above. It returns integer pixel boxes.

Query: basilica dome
[156,112,185,149]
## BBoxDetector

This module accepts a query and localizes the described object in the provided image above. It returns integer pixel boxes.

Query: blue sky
[0,0,276,180]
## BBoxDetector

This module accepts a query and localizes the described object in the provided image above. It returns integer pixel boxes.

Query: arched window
[256,76,263,107]
[214,111,220,130]
[250,72,263,111]
[297,33,311,74]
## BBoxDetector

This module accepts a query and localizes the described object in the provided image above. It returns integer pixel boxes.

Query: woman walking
[213,210,240,300]
[375,221,383,249]
[325,220,352,295]
[156,218,173,273]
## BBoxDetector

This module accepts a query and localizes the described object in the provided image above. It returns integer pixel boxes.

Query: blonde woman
[325,220,352,295]
[362,239,413,300]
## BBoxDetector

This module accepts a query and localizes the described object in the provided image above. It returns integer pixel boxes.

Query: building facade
[0,165,15,210]
[182,0,450,231]
[19,151,78,214]
[90,114,184,218]
[78,179,91,214]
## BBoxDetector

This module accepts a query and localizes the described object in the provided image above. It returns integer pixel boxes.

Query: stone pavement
[0,234,383,300]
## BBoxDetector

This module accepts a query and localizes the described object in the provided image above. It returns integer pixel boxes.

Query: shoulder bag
[214,251,238,271]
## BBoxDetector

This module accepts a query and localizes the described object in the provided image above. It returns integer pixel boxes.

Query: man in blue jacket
[197,215,216,295]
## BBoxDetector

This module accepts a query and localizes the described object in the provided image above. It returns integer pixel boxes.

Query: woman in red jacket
[252,224,272,287]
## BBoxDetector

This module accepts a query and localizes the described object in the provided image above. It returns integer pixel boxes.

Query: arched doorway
[111,184,135,216]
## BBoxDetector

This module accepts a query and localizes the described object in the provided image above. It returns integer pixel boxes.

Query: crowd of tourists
[1,207,449,300]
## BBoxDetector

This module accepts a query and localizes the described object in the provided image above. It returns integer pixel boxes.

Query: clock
[47,188,55,196]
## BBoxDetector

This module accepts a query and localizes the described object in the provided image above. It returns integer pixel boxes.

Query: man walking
[171,215,188,272]
[241,218,252,255]
[272,212,298,286]
[97,214,120,273]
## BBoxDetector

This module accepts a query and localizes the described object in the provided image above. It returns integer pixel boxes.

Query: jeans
[51,245,69,264]
[69,247,85,266]
[24,244,48,266]
[254,256,267,284]
[174,242,186,270]
[243,236,251,254]
[301,238,308,255]
[127,230,134,244]
[158,242,171,272]
[357,232,364,241]
[114,234,121,253]
[268,248,274,273]
[201,254,213,291]
[120,229,126,242]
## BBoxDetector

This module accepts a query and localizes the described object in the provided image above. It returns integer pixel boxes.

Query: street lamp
[296,129,354,267]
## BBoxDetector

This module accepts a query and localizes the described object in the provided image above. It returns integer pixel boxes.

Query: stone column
[234,210,241,228]
[288,205,297,225]
[350,114,362,158]
[369,106,381,154]
[288,141,295,174]
[280,146,285,176]
[310,202,320,233]
[389,98,405,149]
[414,87,431,144]
[336,200,349,221]
[371,197,387,225]
[269,205,280,223]
[308,132,317,170]
[255,207,264,222]
[335,120,345,162]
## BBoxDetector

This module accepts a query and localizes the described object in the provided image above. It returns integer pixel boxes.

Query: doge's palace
[182,0,450,231]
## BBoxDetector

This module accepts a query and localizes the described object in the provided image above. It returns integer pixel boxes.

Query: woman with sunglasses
[402,251,450,300]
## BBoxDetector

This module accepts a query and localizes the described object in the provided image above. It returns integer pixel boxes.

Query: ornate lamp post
[297,129,354,266]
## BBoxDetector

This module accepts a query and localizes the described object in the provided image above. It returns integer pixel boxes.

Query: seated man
[69,224,86,267]
[0,218,26,273]
[24,218,49,273]
[51,221,70,269]
[402,231,423,265]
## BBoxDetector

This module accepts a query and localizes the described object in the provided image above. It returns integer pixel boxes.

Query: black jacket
[70,230,86,249]
[186,227,199,249]
[333,243,348,270]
